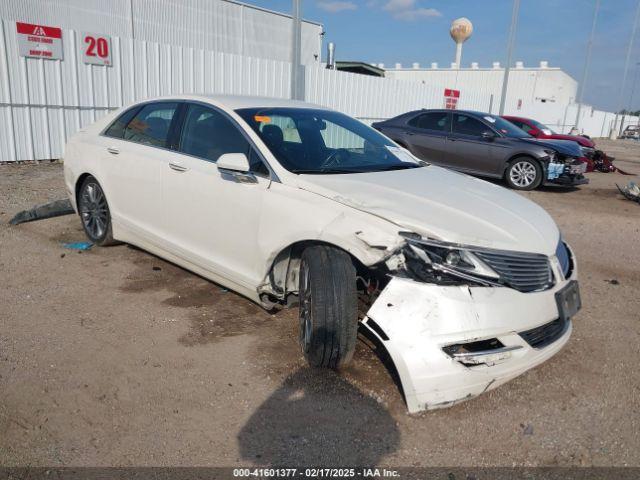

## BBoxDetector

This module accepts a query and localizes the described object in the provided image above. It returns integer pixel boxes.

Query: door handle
[169,162,188,172]
[107,147,119,155]
[403,131,415,136]
[447,137,457,142]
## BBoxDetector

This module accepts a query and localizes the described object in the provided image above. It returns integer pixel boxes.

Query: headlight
[400,232,500,285]
[543,149,557,162]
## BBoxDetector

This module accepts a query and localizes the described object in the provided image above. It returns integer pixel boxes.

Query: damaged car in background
[502,115,622,173]
[63,95,581,413]
[372,109,589,190]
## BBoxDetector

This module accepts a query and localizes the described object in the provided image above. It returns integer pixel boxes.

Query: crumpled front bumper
[361,256,577,413]
[546,161,589,186]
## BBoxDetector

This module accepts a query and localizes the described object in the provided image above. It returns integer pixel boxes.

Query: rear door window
[453,114,489,137]
[122,102,179,148]
[408,112,449,132]
[104,107,140,139]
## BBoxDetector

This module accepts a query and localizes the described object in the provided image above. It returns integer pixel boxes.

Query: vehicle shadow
[237,366,401,466]
[483,177,580,193]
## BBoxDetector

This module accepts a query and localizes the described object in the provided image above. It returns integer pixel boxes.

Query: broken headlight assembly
[397,232,555,292]
[399,232,502,286]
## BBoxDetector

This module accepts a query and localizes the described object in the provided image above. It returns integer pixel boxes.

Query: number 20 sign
[82,32,112,66]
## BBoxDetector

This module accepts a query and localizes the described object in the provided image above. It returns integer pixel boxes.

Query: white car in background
[63,95,581,413]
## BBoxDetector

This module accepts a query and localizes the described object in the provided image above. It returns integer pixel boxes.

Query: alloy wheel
[299,260,313,352]
[79,181,108,240]
[509,160,538,188]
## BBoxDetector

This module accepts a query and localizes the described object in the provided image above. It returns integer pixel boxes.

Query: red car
[502,115,597,171]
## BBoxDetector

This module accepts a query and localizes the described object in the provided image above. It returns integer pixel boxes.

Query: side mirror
[529,128,541,136]
[481,131,496,141]
[217,153,250,173]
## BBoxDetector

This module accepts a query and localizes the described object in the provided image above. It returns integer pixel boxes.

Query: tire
[505,157,543,190]
[77,176,117,246]
[298,245,358,369]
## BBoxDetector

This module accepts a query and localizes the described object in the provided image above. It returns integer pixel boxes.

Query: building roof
[220,0,323,26]
[335,62,385,77]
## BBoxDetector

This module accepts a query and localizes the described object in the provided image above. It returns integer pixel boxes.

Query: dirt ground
[1,139,639,468]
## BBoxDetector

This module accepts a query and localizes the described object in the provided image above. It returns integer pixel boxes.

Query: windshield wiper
[376,164,423,171]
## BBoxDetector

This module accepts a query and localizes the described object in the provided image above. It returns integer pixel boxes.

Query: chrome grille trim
[475,250,553,293]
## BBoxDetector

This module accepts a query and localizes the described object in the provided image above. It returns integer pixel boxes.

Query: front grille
[519,317,567,349]
[475,250,552,293]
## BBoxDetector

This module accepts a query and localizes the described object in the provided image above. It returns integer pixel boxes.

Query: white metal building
[0,1,637,162]
[0,0,323,64]
[384,61,578,114]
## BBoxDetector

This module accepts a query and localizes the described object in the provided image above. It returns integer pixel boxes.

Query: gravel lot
[1,139,639,468]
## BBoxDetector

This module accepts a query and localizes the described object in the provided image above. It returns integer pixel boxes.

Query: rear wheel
[505,157,543,190]
[78,176,117,246]
[298,245,358,369]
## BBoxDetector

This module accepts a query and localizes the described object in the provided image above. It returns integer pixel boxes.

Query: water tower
[450,18,473,68]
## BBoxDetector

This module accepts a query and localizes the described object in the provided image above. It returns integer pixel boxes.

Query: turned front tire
[298,245,358,369]
[77,176,117,246]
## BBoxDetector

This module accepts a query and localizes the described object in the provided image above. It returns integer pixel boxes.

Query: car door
[448,113,504,176]
[402,111,451,163]
[100,101,181,242]
[160,102,271,290]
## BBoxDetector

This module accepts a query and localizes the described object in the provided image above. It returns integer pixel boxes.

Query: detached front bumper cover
[359,241,579,413]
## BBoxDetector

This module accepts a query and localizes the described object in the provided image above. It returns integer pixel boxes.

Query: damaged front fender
[256,182,405,302]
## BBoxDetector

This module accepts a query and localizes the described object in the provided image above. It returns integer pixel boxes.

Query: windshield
[529,118,556,135]
[236,107,424,174]
[483,114,532,138]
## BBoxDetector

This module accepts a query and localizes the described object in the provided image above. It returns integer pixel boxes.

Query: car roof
[135,94,328,111]
[420,109,497,118]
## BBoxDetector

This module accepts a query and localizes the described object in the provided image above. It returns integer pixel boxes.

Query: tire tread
[300,245,357,369]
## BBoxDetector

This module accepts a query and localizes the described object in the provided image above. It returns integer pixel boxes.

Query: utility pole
[575,0,600,132]
[498,0,520,115]
[614,0,640,138]
[290,0,304,100]
[629,62,640,111]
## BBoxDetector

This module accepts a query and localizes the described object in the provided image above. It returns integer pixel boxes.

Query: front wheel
[298,245,358,369]
[505,157,543,190]
[78,176,117,246]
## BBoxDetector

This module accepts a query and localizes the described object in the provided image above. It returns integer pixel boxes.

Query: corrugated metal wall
[0,0,323,64]
[0,19,292,161]
[1,19,636,161]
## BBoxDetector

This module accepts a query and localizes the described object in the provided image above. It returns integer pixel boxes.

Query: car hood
[544,134,594,148]
[295,166,559,255]
[521,137,582,157]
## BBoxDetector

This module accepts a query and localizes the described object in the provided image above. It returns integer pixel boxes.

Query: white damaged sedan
[63,95,581,413]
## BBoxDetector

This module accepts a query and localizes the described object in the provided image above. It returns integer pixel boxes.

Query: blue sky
[246,0,640,112]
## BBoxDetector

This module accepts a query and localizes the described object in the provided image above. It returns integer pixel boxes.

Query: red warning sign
[444,88,460,110]
[16,21,63,60]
